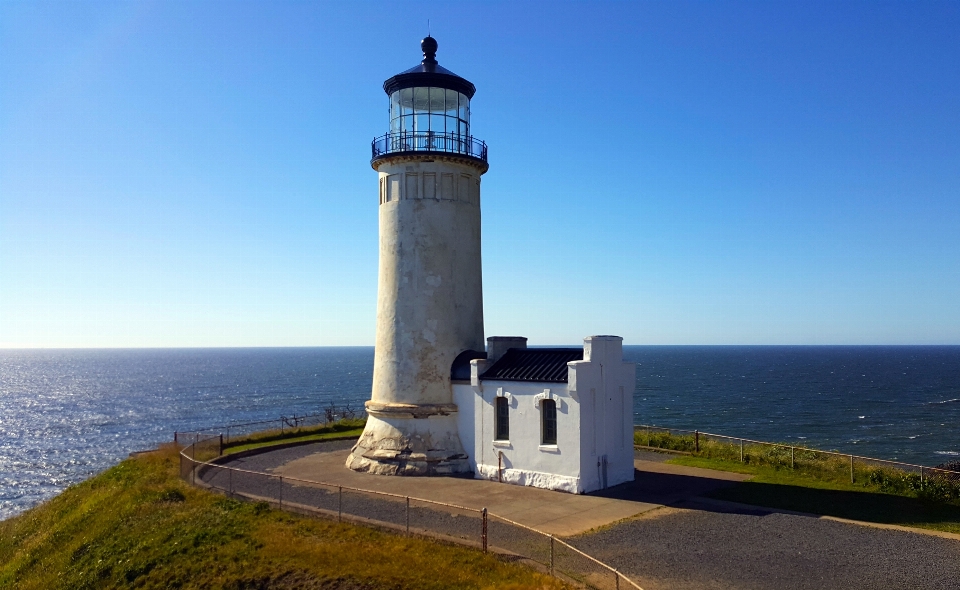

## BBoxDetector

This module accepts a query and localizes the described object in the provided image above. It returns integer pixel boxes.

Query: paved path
[223,443,746,536]
[215,442,960,590]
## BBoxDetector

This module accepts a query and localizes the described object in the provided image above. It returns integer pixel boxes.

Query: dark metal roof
[450,349,487,381]
[479,348,584,383]
[383,36,476,98]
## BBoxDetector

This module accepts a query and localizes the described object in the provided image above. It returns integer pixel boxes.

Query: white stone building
[348,36,636,494]
[453,336,635,494]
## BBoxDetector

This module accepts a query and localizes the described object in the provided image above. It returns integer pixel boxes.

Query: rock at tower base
[346,408,471,476]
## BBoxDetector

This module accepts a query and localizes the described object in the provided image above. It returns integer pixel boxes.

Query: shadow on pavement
[589,467,775,517]
[709,481,960,530]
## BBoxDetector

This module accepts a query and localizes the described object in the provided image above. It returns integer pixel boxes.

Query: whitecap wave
[935,451,960,456]
[930,398,960,405]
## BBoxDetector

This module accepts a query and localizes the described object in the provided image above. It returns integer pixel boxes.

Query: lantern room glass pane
[415,113,429,132]
[430,114,445,133]
[390,91,400,121]
[445,89,458,116]
[458,93,469,122]
[427,87,444,112]
[413,87,430,112]
[399,88,413,116]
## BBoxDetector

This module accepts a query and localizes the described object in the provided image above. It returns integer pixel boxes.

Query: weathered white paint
[347,155,487,475]
[453,335,636,493]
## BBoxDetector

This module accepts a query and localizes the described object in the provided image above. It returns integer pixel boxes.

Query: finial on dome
[421,35,438,65]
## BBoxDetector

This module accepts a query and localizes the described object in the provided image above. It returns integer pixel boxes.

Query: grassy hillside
[0,444,564,590]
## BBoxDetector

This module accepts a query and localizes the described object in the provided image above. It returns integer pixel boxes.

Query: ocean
[1,345,959,520]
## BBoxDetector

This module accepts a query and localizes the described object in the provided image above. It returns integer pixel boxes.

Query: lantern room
[373,36,487,165]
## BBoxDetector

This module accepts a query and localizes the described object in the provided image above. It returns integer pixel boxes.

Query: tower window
[541,399,557,446]
[495,396,509,441]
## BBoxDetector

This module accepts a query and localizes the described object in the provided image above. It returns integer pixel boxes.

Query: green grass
[0,444,565,590]
[221,418,366,454]
[635,430,960,534]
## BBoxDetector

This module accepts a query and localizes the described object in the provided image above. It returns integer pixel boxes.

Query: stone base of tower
[346,403,471,476]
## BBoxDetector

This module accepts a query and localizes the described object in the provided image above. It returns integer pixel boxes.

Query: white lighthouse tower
[347,36,488,475]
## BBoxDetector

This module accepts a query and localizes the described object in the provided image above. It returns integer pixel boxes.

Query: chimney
[486,336,527,365]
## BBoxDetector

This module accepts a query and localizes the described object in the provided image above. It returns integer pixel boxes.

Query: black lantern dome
[382,36,476,98]
[372,36,487,166]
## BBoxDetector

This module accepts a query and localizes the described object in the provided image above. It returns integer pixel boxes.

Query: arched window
[541,399,557,445]
[495,396,509,441]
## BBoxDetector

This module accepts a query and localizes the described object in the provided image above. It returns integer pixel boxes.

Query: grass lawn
[663,453,960,535]
[0,444,565,590]
[221,419,366,455]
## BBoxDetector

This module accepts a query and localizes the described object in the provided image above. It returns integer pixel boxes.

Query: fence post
[740,439,744,462]
[406,496,410,536]
[338,486,343,522]
[191,437,197,485]
[615,569,620,590]
[550,535,554,576]
[791,446,795,469]
[695,430,700,453]
[228,467,232,495]
[174,432,178,445]
[219,434,223,457]
[279,476,283,510]
[850,455,854,484]
[481,508,488,553]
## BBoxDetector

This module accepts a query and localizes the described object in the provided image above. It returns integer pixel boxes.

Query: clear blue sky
[1,1,958,347]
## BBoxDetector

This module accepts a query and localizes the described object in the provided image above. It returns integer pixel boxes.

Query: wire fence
[173,404,365,447]
[634,424,960,502]
[177,437,642,590]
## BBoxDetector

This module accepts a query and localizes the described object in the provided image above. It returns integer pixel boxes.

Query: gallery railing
[634,424,960,499]
[372,131,488,162]
[178,434,642,590]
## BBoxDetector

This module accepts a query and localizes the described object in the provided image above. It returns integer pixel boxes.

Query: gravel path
[571,498,960,590]
[201,440,960,590]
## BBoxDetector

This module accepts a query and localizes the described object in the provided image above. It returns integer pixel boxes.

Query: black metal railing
[372,131,487,162]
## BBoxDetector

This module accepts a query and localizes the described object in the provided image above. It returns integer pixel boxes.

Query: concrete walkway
[269,446,749,536]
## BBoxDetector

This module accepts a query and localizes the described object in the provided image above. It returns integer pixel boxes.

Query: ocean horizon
[2,345,959,520]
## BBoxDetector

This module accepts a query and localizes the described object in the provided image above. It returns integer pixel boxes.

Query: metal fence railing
[178,436,643,590]
[634,424,960,500]
[174,404,365,447]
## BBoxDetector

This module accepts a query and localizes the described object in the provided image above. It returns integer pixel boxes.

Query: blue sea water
[1,345,959,520]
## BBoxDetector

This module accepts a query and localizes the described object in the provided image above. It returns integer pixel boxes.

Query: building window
[541,399,557,445]
[495,396,509,441]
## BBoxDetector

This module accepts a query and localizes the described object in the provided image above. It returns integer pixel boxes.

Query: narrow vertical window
[541,399,557,445]
[495,396,509,441]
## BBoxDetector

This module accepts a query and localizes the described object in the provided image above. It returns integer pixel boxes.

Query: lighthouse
[347,36,488,475]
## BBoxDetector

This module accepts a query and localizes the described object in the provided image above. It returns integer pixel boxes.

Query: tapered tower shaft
[347,36,489,475]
